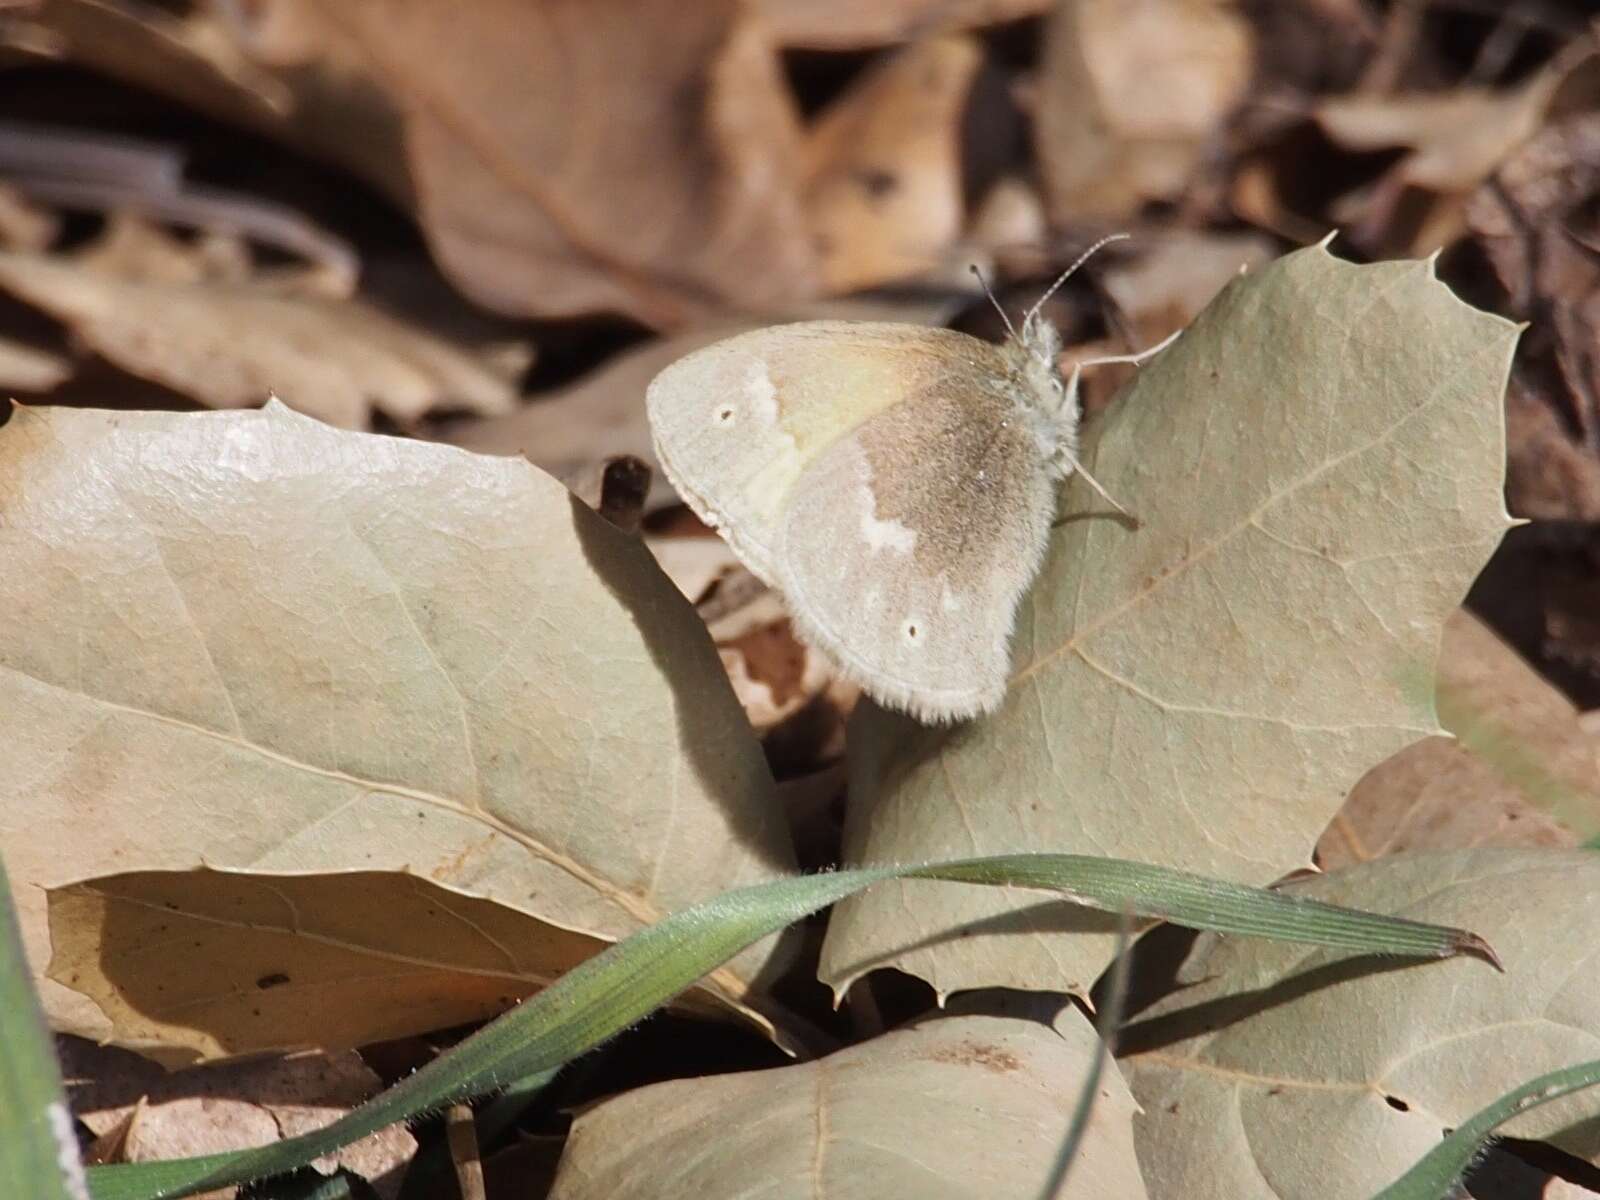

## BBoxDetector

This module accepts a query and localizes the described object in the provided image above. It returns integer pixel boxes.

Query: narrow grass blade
[0,850,89,1200]
[87,853,1492,1200]
[1373,1058,1600,1200]
[1038,913,1133,1200]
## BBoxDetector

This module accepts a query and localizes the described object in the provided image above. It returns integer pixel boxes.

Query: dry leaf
[646,536,838,739]
[1317,73,1563,196]
[1036,0,1252,222]
[1466,112,1600,513]
[1504,377,1600,522]
[968,176,1049,269]
[16,1,820,324]
[1124,850,1600,1199]
[757,0,1050,49]
[5,0,412,204]
[0,240,525,428]
[1315,53,1596,255]
[0,333,69,391]
[548,1011,1147,1199]
[61,1038,415,1198]
[1316,610,1600,869]
[71,216,257,288]
[718,615,835,736]
[245,0,817,327]
[803,34,983,293]
[48,869,616,1062]
[0,402,795,1060]
[820,247,1515,1001]
[647,533,748,608]
[0,181,59,250]
[1100,231,1276,343]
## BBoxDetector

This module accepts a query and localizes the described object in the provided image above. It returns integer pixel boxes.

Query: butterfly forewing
[647,322,999,582]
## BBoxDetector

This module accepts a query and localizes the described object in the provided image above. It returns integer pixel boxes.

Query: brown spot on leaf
[928,1040,1023,1073]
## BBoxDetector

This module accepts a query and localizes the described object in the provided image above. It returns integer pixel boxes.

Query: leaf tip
[1454,931,1504,972]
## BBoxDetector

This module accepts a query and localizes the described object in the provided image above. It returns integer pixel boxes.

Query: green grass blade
[1372,1058,1600,1200]
[87,853,1492,1200]
[1037,913,1134,1200]
[0,849,88,1200]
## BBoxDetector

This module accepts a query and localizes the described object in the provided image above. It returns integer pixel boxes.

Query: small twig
[444,1102,487,1200]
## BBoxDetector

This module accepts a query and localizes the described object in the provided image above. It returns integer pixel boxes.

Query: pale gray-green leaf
[821,245,1516,999]
[547,1010,1146,1200]
[0,401,793,1060]
[1122,848,1600,1200]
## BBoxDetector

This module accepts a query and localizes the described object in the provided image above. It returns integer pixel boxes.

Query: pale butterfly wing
[778,367,1058,720]
[646,321,999,584]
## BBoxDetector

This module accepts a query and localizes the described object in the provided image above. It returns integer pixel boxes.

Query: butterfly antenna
[1022,232,1131,332]
[969,263,1019,341]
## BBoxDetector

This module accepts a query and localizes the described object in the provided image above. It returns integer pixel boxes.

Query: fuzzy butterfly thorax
[1006,314,1081,481]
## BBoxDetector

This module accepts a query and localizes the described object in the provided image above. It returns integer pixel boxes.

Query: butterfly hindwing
[776,372,1058,719]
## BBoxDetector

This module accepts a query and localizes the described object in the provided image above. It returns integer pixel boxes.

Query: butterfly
[647,235,1177,721]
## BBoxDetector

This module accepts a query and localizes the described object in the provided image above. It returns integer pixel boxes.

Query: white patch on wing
[858,484,917,554]
[744,358,780,425]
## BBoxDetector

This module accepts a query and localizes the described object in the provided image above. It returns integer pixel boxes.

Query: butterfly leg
[1060,327,1183,414]
[1058,327,1183,527]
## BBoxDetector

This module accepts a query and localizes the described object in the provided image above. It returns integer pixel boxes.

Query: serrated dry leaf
[548,1010,1146,1199]
[60,1038,415,1198]
[820,246,1516,1001]
[1318,610,1600,868]
[757,0,1050,49]
[802,34,983,293]
[0,244,523,427]
[248,0,817,327]
[0,401,794,1060]
[1035,0,1252,222]
[1122,849,1600,1199]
